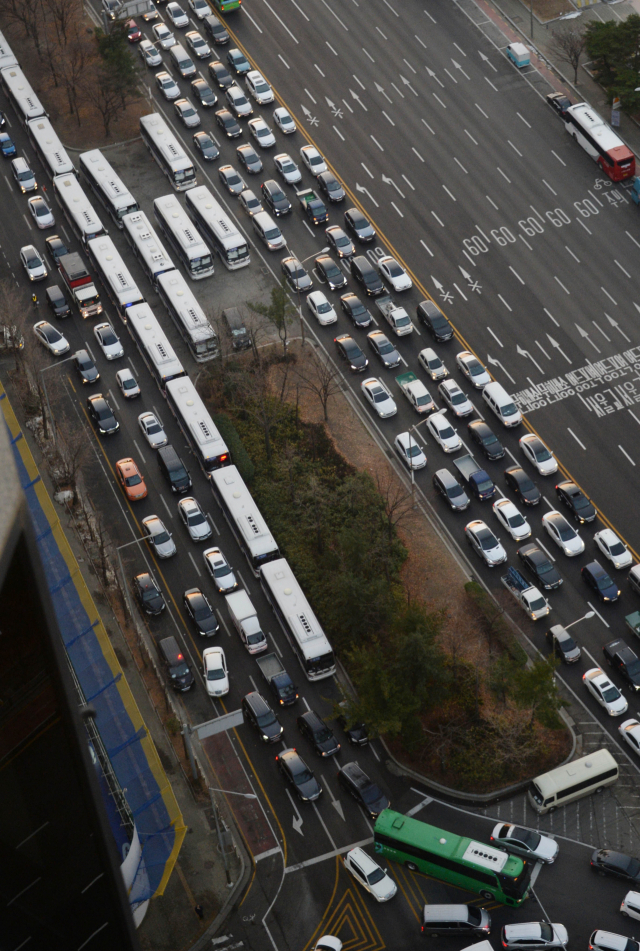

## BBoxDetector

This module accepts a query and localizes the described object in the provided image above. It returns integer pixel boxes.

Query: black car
[74,349,100,385]
[350,255,384,296]
[603,639,640,689]
[45,284,71,318]
[344,206,375,242]
[44,234,69,268]
[242,691,283,743]
[504,466,541,505]
[316,254,347,291]
[334,333,368,372]
[183,587,219,636]
[227,47,251,74]
[582,560,620,603]
[237,143,262,174]
[467,420,505,461]
[193,131,219,161]
[208,60,233,89]
[367,330,400,368]
[87,393,119,435]
[432,467,470,512]
[546,625,581,664]
[191,77,217,107]
[317,170,345,202]
[518,543,563,590]
[337,761,389,818]
[340,292,372,328]
[591,849,640,884]
[337,702,368,746]
[547,91,572,118]
[297,710,340,756]
[416,300,454,341]
[325,225,354,259]
[133,571,165,615]
[215,108,241,138]
[261,179,291,216]
[556,480,596,523]
[276,748,322,801]
[203,14,229,43]
[281,256,312,293]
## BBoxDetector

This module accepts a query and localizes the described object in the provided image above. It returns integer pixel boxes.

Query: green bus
[373,810,532,907]
[211,0,241,11]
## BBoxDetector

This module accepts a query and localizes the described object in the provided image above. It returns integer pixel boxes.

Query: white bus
[26,116,75,178]
[79,149,139,228]
[210,466,280,576]
[53,173,107,246]
[165,377,230,475]
[156,270,218,362]
[86,235,145,319]
[122,210,175,288]
[185,186,250,271]
[0,31,18,70]
[126,303,186,392]
[1,64,46,126]
[153,194,215,281]
[260,559,335,682]
[529,748,618,814]
[565,103,635,182]
[139,112,196,192]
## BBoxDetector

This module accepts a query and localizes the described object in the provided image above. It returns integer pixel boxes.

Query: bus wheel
[405,862,418,872]
[595,786,604,794]
[548,806,556,813]
[480,890,493,900]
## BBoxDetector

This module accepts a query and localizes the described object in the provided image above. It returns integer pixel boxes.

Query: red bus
[565,103,635,182]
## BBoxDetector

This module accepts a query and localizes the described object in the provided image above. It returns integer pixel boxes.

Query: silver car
[273,106,296,133]
[152,22,176,49]
[28,195,55,229]
[174,99,200,128]
[501,923,568,951]
[238,189,263,216]
[490,822,559,863]
[156,71,180,100]
[138,411,167,448]
[274,152,301,184]
[203,546,238,593]
[142,515,177,558]
[178,497,212,542]
[139,38,162,67]
[226,84,253,117]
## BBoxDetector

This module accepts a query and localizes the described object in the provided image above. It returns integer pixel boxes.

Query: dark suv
[261,179,291,216]
[276,748,322,801]
[242,691,284,743]
[603,639,640,689]
[467,420,504,461]
[416,300,454,341]
[350,255,384,296]
[555,480,596,523]
[87,393,119,435]
[183,587,219,636]
[337,761,389,817]
[297,710,340,756]
[591,849,640,884]
[133,571,165,616]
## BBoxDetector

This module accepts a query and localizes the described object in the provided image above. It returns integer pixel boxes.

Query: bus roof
[567,103,628,154]
[260,558,328,646]
[531,748,617,799]
[210,466,277,558]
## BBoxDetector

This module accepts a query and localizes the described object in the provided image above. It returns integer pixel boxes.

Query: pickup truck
[376,295,413,336]
[501,567,550,621]
[226,589,267,654]
[453,453,496,501]
[295,188,328,225]
[58,251,102,318]
[395,371,435,414]
[256,653,298,706]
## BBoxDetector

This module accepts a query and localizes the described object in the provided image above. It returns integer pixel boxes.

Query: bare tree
[294,348,342,422]
[0,279,29,373]
[374,470,415,544]
[55,416,88,505]
[233,363,286,461]
[80,62,127,137]
[0,0,44,50]
[42,0,82,46]
[58,29,90,120]
[248,279,295,360]
[551,26,586,83]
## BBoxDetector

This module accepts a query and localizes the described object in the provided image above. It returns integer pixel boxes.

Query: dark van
[158,635,194,692]
[158,445,192,494]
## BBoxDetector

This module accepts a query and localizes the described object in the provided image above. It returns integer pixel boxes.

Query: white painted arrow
[432,276,445,293]
[517,344,544,374]
[546,335,572,364]
[349,89,368,111]
[355,182,379,207]
[459,266,473,283]
[320,775,345,820]
[479,50,498,72]
[381,174,405,199]
[487,354,516,384]
[607,313,631,343]
[400,74,418,96]
[374,81,393,103]
[575,323,600,354]
[285,789,304,835]
[425,66,444,88]
[452,58,470,80]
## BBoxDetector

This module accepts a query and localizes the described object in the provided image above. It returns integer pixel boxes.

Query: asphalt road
[3,0,640,946]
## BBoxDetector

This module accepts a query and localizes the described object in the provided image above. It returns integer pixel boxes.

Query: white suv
[501,924,568,951]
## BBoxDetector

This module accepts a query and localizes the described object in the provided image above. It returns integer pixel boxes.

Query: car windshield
[508,513,526,527]
[536,560,553,575]
[610,541,626,556]
[600,683,620,702]
[17,169,32,181]
[428,356,443,369]
[292,267,307,279]
[502,402,518,416]
[160,77,173,87]
[316,302,332,314]
[199,135,213,147]
[596,572,614,590]
[407,443,422,458]
[378,340,394,354]
[325,264,341,278]
[77,356,92,369]
[101,330,117,345]
[193,602,210,620]
[467,359,483,374]
[213,563,232,578]
[450,390,466,404]
[125,474,142,486]
[327,179,341,191]
[282,162,296,172]
[361,783,382,804]
[372,390,387,403]
[271,189,285,201]
[395,315,411,327]
[95,405,111,420]
[146,421,162,434]
[265,228,281,240]
[226,173,241,185]
[280,682,296,698]
[256,127,270,137]
[122,378,137,389]
[293,766,313,784]
[476,479,493,493]
[335,234,350,247]
[367,867,386,885]
[517,475,535,491]
[154,530,171,545]
[533,443,552,461]
[447,484,464,499]
[351,213,366,227]
[188,510,205,525]
[482,432,499,445]
[207,666,225,680]
[539,924,553,942]
[439,425,455,439]
[529,597,546,612]
[556,522,576,541]
[478,530,497,551]
[26,255,40,267]
[256,709,276,727]
[513,827,541,848]
[142,588,158,602]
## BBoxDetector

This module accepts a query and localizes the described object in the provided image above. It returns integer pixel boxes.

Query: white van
[528,748,618,814]
[483,381,522,427]
[252,211,286,250]
[169,43,196,78]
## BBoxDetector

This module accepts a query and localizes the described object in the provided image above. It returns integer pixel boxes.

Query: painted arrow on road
[374,81,393,103]
[300,104,319,125]
[382,174,405,199]
[400,74,418,96]
[285,789,304,835]
[547,334,572,364]
[575,323,601,354]
[425,66,444,88]
[350,89,368,111]
[487,354,516,384]
[517,345,544,374]
[325,97,343,118]
[479,50,498,72]
[451,58,470,80]
[355,183,379,207]
[459,266,482,292]
[431,276,453,303]
[610,312,631,343]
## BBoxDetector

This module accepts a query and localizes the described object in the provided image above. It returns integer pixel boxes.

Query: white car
[203,646,229,697]
[33,320,69,356]
[175,98,200,128]
[583,667,628,716]
[116,368,140,399]
[93,322,124,360]
[21,244,47,281]
[425,412,461,453]
[142,514,177,558]
[188,0,209,17]
[203,546,238,593]
[438,379,473,417]
[178,496,212,542]
[595,528,633,570]
[619,719,640,757]
[361,377,397,418]
[519,433,558,475]
[490,822,559,863]
[541,510,585,556]
[456,351,491,388]
[300,144,327,175]
[226,84,253,117]
[502,923,568,951]
[375,255,412,292]
[343,848,397,902]
[185,30,210,59]
[28,195,55,229]
[465,519,507,567]
[492,498,531,541]
[138,411,167,448]
[246,69,274,104]
[249,117,276,148]
[394,431,426,470]
[274,152,301,184]
[418,347,447,381]
[238,189,263,217]
[166,2,189,27]
[139,38,162,67]
[307,291,337,326]
[274,106,296,134]
[152,22,176,49]
[156,71,181,100]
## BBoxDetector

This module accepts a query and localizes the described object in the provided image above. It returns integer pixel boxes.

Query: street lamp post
[208,787,255,888]
[38,352,78,445]
[287,245,330,347]
[564,610,595,631]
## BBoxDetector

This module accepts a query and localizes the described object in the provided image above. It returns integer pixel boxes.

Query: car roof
[592,934,630,951]
[504,924,544,937]
[348,847,378,872]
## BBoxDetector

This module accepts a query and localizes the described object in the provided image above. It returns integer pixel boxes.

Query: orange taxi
[115,457,148,501]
